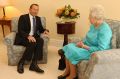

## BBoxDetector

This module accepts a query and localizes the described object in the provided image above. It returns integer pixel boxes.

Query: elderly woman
[58,5,112,79]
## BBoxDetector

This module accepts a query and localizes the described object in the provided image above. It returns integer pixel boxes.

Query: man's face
[29,5,39,16]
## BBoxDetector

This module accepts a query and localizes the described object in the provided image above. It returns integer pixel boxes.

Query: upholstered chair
[70,19,120,79]
[4,17,49,66]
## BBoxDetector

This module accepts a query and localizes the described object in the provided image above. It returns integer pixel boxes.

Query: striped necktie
[33,17,36,34]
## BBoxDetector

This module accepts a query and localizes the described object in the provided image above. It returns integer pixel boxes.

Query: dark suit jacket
[14,14,45,46]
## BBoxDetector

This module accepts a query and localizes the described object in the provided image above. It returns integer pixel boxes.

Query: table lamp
[0,0,10,18]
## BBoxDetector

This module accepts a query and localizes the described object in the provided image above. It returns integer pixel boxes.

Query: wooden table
[57,22,75,46]
[0,18,11,37]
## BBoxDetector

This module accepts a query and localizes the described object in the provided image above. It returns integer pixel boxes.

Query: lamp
[0,0,10,18]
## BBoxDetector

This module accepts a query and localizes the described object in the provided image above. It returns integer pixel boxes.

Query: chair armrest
[93,49,120,64]
[4,32,16,46]
[68,37,81,43]
[77,52,98,79]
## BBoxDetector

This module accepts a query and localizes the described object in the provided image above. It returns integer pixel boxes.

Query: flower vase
[60,18,76,23]
[60,18,70,23]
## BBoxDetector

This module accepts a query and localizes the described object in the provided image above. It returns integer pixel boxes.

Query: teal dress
[62,22,112,65]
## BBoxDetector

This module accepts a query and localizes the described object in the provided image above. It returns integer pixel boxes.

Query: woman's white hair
[90,5,105,20]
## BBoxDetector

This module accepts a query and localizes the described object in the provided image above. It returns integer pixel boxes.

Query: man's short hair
[30,4,39,9]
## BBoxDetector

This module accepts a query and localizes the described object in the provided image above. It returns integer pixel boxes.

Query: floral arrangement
[56,5,80,21]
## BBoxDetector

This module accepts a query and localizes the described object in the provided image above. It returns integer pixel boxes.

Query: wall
[1,0,120,40]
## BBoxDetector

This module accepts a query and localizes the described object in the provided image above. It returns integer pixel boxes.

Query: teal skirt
[62,43,91,65]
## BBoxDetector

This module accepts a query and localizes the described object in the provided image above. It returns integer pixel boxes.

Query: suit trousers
[20,36,44,62]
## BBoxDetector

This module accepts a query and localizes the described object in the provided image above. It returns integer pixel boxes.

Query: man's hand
[42,30,49,38]
[27,35,36,42]
[43,30,49,35]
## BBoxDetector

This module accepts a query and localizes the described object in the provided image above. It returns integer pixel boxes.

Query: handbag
[58,49,66,70]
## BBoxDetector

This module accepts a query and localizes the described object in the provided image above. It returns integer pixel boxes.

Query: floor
[0,26,63,79]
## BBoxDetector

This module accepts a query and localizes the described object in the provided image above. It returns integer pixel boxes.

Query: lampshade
[0,0,10,7]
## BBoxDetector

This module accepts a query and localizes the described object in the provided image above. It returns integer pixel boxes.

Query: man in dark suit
[14,4,49,74]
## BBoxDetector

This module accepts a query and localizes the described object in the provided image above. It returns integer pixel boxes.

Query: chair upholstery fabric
[4,17,49,66]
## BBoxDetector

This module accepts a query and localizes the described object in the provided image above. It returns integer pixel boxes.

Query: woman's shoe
[73,76,78,79]
[58,74,69,79]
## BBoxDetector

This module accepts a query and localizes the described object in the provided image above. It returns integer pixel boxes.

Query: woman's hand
[76,41,84,48]
[76,41,90,50]
[68,39,72,43]
[83,45,90,50]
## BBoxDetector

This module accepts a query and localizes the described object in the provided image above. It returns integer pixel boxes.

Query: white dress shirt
[29,14,35,35]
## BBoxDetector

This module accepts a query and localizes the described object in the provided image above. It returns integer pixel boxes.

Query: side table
[57,22,75,46]
[0,18,11,37]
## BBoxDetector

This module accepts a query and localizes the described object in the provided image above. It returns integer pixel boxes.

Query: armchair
[4,17,49,66]
[70,19,120,79]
